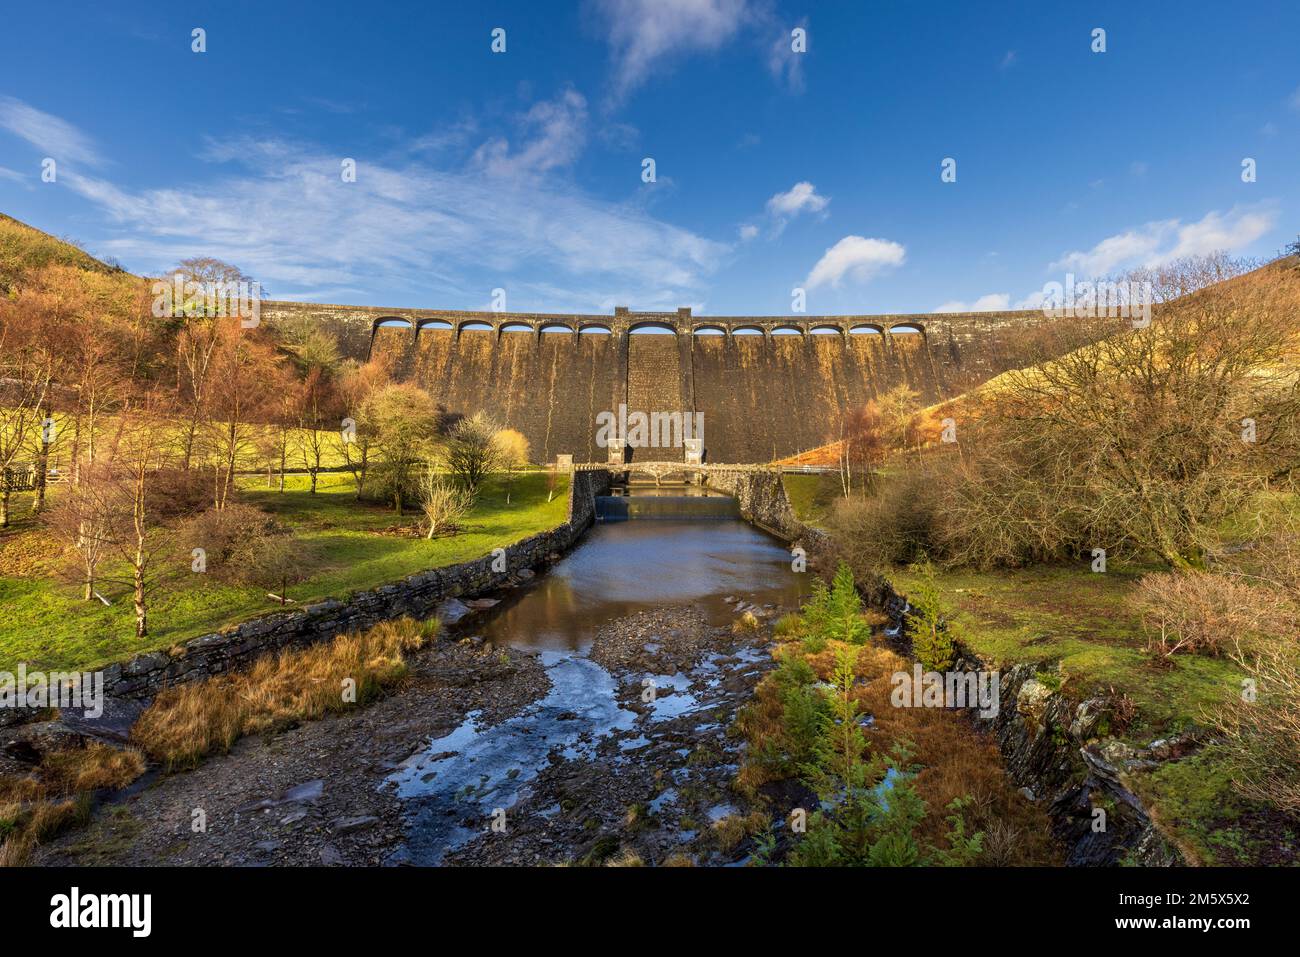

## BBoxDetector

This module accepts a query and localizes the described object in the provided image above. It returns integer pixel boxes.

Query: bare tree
[0,310,56,527]
[442,412,505,497]
[165,258,261,470]
[47,462,118,601]
[292,368,336,495]
[99,399,174,638]
[370,383,438,516]
[199,324,284,508]
[939,261,1300,569]
[419,468,474,538]
[335,358,387,501]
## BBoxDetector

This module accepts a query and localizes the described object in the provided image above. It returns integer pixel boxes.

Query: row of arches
[372,318,925,337]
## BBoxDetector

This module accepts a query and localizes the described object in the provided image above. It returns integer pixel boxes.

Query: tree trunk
[133,559,147,638]
[33,414,50,514]
[0,487,9,528]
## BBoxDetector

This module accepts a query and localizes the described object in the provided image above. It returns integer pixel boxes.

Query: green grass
[1134,746,1300,866]
[781,473,843,527]
[882,560,1282,864]
[3,409,361,474]
[885,562,1243,741]
[0,472,569,673]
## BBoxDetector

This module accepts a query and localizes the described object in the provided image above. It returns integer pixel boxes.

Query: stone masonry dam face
[261,302,1059,464]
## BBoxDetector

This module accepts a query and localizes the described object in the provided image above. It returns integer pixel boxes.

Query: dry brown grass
[132,616,436,770]
[39,742,147,795]
[660,851,695,867]
[603,848,646,867]
[0,740,145,867]
[711,810,769,852]
[0,833,32,867]
[736,639,1062,865]
[0,792,95,867]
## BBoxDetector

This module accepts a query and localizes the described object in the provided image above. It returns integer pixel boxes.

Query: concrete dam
[262,302,1057,464]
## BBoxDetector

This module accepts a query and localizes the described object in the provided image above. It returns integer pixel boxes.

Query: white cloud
[591,0,751,100]
[766,180,828,219]
[472,89,588,178]
[0,95,100,165]
[999,50,1017,70]
[933,290,1048,313]
[58,137,727,310]
[745,180,828,239]
[805,235,905,290]
[932,293,1011,313]
[1049,206,1276,277]
[1290,86,1300,111]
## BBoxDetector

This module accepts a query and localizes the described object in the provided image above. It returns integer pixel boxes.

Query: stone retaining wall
[95,470,608,700]
[702,470,833,560]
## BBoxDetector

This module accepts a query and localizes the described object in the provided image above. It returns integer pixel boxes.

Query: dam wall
[260,302,1059,464]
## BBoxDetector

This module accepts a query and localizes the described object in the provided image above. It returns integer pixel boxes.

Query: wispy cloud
[805,235,905,289]
[767,17,807,92]
[0,92,729,310]
[61,131,728,310]
[472,89,588,178]
[1049,205,1276,277]
[0,95,101,165]
[588,0,803,103]
[590,0,751,102]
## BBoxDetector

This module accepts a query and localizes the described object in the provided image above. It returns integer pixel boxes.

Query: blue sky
[0,0,1296,316]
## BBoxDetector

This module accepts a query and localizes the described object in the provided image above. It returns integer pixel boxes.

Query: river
[388,515,809,864]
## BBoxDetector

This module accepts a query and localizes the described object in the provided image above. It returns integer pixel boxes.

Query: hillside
[779,254,1300,468]
[0,212,127,294]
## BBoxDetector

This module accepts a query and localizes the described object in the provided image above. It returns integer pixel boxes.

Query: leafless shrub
[419,471,474,539]
[1130,571,1296,658]
[1216,636,1300,815]
[829,464,943,572]
[177,502,283,582]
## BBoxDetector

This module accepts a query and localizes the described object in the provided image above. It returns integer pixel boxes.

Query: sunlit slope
[778,256,1300,466]
[0,212,129,293]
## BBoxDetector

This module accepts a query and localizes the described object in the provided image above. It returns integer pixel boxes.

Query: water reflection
[470,520,810,652]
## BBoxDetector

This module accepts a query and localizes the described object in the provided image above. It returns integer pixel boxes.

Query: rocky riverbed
[32,601,786,867]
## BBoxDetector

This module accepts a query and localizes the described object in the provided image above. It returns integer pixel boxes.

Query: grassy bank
[879,560,1300,865]
[0,472,569,673]
[781,473,841,528]
[885,562,1242,740]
